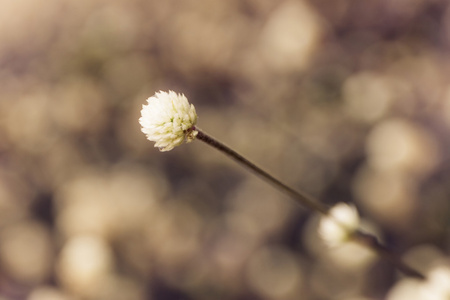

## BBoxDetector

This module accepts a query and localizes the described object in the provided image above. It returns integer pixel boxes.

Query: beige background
[0,0,449,299]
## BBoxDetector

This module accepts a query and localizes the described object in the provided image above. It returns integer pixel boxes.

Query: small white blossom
[139,90,198,151]
[319,202,360,247]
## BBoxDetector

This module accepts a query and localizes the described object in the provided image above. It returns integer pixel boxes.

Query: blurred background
[0,0,450,299]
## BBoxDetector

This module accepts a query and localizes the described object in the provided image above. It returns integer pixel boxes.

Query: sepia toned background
[0,0,449,299]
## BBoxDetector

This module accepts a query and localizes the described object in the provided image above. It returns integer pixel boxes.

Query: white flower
[319,202,360,247]
[139,90,198,151]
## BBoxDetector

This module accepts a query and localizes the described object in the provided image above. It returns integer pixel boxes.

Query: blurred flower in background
[0,0,449,299]
[318,202,359,247]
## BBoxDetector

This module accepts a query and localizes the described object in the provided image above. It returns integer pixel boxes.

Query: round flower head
[319,202,360,247]
[139,90,198,151]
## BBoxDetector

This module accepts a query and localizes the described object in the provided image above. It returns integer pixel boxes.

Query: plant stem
[354,231,425,279]
[195,128,329,215]
[194,128,425,280]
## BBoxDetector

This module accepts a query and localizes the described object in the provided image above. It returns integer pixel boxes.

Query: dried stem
[195,128,425,280]
[195,128,329,215]
[353,231,425,279]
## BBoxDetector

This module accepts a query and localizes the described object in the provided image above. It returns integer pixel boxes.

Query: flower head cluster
[139,90,198,151]
[319,202,360,247]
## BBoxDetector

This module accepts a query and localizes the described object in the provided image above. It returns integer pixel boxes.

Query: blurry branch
[354,230,425,279]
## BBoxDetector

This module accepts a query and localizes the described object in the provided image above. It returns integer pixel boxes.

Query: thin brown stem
[194,128,425,280]
[354,231,425,279]
[195,128,329,215]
